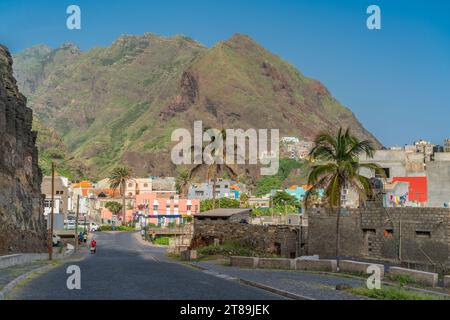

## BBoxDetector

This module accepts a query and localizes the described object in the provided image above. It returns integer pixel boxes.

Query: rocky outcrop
[0,45,46,254]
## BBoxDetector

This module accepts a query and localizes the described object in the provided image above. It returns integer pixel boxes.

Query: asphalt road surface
[10,232,284,300]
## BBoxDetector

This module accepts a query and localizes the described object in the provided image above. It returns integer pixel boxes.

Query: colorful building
[135,192,200,227]
[393,176,428,204]
[285,185,324,201]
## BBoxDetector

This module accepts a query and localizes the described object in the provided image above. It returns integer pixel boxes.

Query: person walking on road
[90,239,97,254]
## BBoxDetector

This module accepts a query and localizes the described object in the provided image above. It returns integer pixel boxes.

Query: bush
[98,225,135,232]
[152,237,170,246]
[99,225,112,231]
[387,274,414,287]
[197,240,277,258]
[200,198,240,212]
[117,226,136,232]
[347,287,444,300]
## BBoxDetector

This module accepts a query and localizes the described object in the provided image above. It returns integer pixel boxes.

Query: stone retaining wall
[307,207,450,272]
[192,220,305,258]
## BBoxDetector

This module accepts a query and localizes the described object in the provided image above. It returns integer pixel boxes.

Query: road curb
[0,249,85,300]
[0,264,54,300]
[187,263,315,300]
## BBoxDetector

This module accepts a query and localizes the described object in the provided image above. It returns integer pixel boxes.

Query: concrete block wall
[307,207,450,272]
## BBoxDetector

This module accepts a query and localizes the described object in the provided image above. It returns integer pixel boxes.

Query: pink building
[135,193,200,226]
[100,208,135,225]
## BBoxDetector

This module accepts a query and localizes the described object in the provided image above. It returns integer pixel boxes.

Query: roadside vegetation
[98,225,136,232]
[196,240,278,260]
[151,237,170,246]
[347,286,446,300]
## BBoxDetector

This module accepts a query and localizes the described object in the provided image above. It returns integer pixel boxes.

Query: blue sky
[0,0,449,147]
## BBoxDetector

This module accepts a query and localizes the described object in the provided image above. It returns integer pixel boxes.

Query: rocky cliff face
[0,45,46,254]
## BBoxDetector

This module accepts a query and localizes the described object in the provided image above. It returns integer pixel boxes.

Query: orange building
[392,177,428,203]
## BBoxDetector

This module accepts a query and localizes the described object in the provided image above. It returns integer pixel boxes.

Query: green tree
[175,168,191,197]
[190,129,237,210]
[272,191,299,207]
[109,166,133,226]
[200,198,240,212]
[105,201,123,217]
[239,193,250,207]
[305,128,384,269]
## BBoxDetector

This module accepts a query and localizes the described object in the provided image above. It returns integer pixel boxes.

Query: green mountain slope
[13,33,380,180]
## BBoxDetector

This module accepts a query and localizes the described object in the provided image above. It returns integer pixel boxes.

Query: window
[416,231,431,238]
[384,229,394,238]
[44,200,53,208]
[187,205,192,211]
[195,191,204,197]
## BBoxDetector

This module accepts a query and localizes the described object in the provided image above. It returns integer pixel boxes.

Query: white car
[52,234,61,246]
[90,222,99,232]
[67,221,76,230]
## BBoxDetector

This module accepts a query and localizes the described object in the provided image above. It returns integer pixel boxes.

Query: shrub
[197,240,277,258]
[152,237,170,246]
[200,198,240,212]
[387,274,414,287]
[99,225,112,231]
[347,287,444,300]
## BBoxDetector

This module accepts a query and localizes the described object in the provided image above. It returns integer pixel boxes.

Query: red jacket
[90,240,97,248]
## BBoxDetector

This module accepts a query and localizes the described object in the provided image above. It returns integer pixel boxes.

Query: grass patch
[387,274,414,287]
[152,237,170,246]
[347,287,445,300]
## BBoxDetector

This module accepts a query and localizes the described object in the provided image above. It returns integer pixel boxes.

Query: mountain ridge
[12,33,381,180]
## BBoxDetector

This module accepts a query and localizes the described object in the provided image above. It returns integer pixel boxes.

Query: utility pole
[75,195,80,251]
[48,162,55,260]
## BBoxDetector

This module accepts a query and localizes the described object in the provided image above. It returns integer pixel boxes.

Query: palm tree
[189,129,238,210]
[176,168,191,197]
[109,166,133,226]
[305,128,384,270]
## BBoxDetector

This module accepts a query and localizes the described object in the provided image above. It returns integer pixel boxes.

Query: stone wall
[307,207,450,272]
[0,45,46,254]
[192,220,305,258]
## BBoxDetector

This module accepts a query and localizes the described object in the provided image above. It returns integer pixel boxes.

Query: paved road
[9,232,284,300]
[194,262,367,300]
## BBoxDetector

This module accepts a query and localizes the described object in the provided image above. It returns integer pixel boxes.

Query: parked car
[67,220,76,230]
[90,222,99,232]
[52,234,61,246]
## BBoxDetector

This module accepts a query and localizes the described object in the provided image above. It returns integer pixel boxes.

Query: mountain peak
[58,43,81,54]
[225,33,261,48]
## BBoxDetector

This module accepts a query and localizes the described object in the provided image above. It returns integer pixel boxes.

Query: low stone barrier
[0,254,47,269]
[0,251,74,270]
[389,267,438,287]
[180,250,197,261]
[296,258,337,272]
[339,260,385,278]
[257,258,294,270]
[444,276,450,288]
[230,256,258,268]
